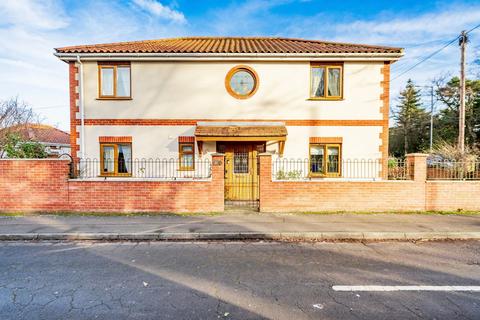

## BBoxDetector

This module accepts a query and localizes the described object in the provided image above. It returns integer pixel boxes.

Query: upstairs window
[225,65,259,99]
[310,64,343,100]
[98,63,131,99]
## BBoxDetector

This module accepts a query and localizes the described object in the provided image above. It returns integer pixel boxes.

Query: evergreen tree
[390,79,430,156]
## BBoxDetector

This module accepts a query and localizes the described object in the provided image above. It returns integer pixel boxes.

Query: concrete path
[0,213,479,241]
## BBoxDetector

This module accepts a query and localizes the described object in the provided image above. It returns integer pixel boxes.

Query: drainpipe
[76,55,86,159]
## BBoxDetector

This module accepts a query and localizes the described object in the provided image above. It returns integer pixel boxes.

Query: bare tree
[0,97,39,157]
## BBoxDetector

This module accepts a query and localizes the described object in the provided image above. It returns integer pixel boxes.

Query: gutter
[55,51,404,62]
[76,55,86,159]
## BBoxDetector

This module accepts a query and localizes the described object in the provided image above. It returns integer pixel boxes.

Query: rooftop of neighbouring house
[54,37,403,55]
[2,124,70,146]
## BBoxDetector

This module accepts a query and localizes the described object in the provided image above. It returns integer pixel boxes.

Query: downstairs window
[309,143,341,176]
[179,142,195,171]
[100,143,132,176]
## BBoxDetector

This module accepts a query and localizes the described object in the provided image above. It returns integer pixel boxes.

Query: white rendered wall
[82,125,381,160]
[81,61,383,121]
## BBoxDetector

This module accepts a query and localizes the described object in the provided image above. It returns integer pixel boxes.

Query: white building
[55,37,403,201]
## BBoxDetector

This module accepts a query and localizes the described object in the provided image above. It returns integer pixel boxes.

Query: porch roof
[194,122,287,141]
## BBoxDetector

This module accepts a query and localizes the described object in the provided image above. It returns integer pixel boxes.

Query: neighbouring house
[0,123,70,158]
[54,37,403,205]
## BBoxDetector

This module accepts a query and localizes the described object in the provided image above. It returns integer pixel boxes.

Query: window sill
[99,174,132,177]
[178,168,195,172]
[96,97,132,101]
[307,98,344,101]
[309,174,341,178]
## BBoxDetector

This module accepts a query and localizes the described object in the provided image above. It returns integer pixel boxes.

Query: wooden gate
[222,142,264,208]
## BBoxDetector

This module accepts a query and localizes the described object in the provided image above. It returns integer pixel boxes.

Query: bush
[3,133,48,158]
[275,169,303,180]
[430,140,479,162]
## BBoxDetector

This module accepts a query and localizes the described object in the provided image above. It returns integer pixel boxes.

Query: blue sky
[0,0,479,131]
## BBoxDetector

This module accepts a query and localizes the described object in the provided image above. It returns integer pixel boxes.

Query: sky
[0,0,479,131]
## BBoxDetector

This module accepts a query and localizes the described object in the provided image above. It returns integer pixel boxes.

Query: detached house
[54,37,403,205]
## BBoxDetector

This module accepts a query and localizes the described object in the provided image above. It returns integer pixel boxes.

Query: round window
[225,66,258,99]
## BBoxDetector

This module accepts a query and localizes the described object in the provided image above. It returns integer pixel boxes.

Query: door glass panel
[327,146,340,173]
[234,152,249,173]
[102,146,114,173]
[310,145,324,174]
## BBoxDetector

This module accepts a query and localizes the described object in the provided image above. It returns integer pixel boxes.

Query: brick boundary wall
[0,155,224,213]
[259,153,480,213]
[2,154,480,214]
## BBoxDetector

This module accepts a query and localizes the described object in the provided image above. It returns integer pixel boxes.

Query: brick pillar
[406,153,428,182]
[258,153,272,212]
[211,153,225,212]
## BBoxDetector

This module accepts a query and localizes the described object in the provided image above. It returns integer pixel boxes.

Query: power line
[391,23,480,82]
[466,23,480,34]
[391,36,459,81]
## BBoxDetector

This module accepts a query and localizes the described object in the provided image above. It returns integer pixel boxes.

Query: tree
[434,77,480,147]
[390,79,430,156]
[2,133,47,158]
[0,97,38,157]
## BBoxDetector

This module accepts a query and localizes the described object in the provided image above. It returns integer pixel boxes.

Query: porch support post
[278,141,285,157]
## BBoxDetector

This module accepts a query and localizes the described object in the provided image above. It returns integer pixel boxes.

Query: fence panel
[272,158,409,180]
[72,158,212,180]
[427,160,480,180]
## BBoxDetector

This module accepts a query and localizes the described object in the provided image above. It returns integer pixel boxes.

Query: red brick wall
[0,155,224,213]
[3,155,480,213]
[426,181,480,211]
[259,154,480,213]
[0,160,70,212]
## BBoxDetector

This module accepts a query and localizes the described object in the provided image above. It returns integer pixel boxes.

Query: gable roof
[54,37,403,57]
[2,124,70,146]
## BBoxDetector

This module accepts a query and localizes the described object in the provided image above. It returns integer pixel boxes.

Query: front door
[221,142,264,205]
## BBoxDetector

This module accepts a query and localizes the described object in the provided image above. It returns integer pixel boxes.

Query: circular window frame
[225,65,259,99]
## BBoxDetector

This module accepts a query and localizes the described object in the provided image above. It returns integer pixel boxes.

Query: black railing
[272,158,409,180]
[72,158,212,179]
[427,160,480,180]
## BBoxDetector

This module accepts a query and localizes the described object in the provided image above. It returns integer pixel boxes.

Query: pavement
[1,241,479,319]
[0,212,480,241]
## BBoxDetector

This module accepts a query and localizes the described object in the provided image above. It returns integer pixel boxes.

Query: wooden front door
[221,142,264,203]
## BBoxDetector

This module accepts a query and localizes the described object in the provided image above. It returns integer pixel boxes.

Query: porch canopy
[194,122,287,154]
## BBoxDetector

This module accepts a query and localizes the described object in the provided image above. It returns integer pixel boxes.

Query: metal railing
[72,158,212,180]
[388,158,410,180]
[272,158,409,180]
[427,160,480,180]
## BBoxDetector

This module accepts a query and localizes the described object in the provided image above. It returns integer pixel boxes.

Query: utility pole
[429,86,434,152]
[458,30,467,154]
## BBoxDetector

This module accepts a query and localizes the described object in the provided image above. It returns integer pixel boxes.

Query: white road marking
[332,285,480,292]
